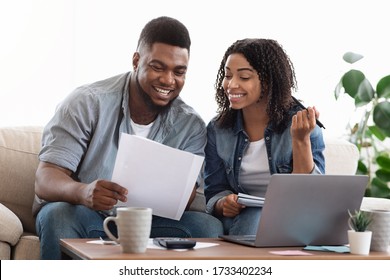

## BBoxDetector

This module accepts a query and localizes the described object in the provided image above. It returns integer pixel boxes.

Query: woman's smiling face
[222,53,262,110]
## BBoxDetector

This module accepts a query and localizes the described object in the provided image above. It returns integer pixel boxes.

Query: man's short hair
[137,16,191,54]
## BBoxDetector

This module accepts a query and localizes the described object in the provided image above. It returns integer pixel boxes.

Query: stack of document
[237,193,265,207]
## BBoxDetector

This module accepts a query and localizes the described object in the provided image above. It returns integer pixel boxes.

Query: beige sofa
[1,126,390,260]
[0,126,42,260]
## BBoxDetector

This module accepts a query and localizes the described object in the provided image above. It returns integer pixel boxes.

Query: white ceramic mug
[362,209,390,252]
[103,207,152,253]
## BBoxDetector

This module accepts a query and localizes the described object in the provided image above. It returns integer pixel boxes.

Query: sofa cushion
[0,126,43,234]
[324,137,359,175]
[0,203,23,245]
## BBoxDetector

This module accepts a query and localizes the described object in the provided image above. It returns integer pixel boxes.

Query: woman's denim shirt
[204,109,325,215]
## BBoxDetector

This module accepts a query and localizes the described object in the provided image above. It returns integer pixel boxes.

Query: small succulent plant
[348,209,372,232]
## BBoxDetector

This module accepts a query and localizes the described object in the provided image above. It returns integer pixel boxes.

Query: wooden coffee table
[60,238,390,260]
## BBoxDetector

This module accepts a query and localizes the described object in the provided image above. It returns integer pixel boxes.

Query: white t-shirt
[239,138,271,197]
[130,118,154,138]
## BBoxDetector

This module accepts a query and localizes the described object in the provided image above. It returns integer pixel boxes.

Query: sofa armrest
[0,203,23,245]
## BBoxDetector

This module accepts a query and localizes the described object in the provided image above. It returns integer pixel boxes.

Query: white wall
[1,0,389,138]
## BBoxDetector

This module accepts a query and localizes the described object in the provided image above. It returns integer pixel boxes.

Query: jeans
[220,207,262,235]
[35,202,224,259]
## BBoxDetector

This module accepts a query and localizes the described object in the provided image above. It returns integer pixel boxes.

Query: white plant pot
[348,230,372,255]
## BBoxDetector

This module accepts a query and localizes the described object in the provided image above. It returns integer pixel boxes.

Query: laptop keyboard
[232,235,256,241]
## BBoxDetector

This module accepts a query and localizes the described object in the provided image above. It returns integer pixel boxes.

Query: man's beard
[135,74,175,115]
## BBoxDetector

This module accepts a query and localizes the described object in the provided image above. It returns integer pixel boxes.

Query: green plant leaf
[376,169,390,182]
[377,75,390,98]
[365,187,371,197]
[373,101,390,133]
[354,95,370,107]
[377,154,390,169]
[370,177,390,198]
[357,78,375,103]
[342,70,365,99]
[357,160,368,174]
[334,80,343,100]
[354,95,365,107]
[368,125,386,141]
[343,52,364,64]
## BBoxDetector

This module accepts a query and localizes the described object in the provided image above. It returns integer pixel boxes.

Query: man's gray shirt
[34,72,206,214]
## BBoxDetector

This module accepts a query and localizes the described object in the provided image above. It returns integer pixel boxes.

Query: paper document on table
[237,193,265,207]
[112,133,204,220]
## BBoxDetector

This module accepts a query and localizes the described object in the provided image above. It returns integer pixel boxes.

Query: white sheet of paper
[112,133,204,220]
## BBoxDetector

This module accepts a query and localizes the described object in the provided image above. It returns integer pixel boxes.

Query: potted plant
[334,52,390,198]
[347,209,372,255]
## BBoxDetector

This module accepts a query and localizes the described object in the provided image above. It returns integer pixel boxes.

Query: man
[34,16,223,259]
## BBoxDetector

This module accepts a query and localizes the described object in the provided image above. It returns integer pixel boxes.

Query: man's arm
[35,162,128,211]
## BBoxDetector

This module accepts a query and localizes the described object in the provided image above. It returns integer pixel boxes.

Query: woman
[204,38,325,235]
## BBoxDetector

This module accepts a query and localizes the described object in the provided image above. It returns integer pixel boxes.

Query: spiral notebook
[219,174,368,247]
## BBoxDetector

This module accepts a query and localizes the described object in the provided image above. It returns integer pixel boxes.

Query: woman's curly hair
[214,38,297,133]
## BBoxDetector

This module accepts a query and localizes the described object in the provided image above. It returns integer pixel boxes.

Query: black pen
[292,96,325,129]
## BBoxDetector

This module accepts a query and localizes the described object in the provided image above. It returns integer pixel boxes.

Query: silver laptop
[219,174,368,247]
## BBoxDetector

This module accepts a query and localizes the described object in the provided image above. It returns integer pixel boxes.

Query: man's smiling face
[133,42,189,109]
